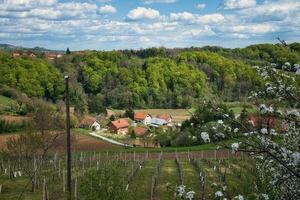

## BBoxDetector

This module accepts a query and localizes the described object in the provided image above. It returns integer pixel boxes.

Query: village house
[150,117,168,127]
[248,114,288,133]
[29,53,36,58]
[134,112,152,125]
[156,114,172,124]
[45,52,63,60]
[91,121,101,131]
[109,118,130,135]
[12,52,21,57]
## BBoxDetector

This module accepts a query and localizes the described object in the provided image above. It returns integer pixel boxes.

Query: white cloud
[224,23,278,34]
[239,0,300,22]
[127,7,160,20]
[221,0,256,10]
[170,12,225,24]
[98,5,117,14]
[141,0,176,4]
[183,26,215,37]
[0,0,57,11]
[170,12,194,21]
[96,0,112,2]
[197,3,206,9]
[0,1,98,20]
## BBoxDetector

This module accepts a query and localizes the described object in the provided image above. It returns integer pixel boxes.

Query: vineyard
[0,150,259,200]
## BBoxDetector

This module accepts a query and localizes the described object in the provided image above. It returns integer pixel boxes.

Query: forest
[0,43,299,114]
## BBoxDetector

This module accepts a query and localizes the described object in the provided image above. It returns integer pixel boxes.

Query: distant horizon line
[0,41,296,52]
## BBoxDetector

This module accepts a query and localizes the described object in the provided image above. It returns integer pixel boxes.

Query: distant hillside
[0,43,63,53]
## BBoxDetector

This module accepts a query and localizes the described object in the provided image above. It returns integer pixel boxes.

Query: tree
[124,108,134,120]
[224,62,300,199]
[66,48,71,55]
[4,99,66,193]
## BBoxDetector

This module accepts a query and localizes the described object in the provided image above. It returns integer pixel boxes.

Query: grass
[0,154,258,200]
[72,127,244,153]
[156,160,179,199]
[224,101,256,116]
[0,95,14,106]
[110,108,192,116]
[72,128,90,136]
[0,95,15,115]
[180,160,201,197]
[127,160,156,200]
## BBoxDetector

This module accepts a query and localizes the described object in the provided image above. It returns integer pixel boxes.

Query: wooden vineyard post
[74,177,78,200]
[65,75,72,200]
[63,170,66,193]
[43,177,48,200]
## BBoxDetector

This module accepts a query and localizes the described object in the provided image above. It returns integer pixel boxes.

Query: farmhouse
[150,117,168,127]
[110,118,130,135]
[29,53,36,57]
[45,52,63,60]
[134,112,152,125]
[156,114,172,124]
[91,121,101,131]
[12,52,21,57]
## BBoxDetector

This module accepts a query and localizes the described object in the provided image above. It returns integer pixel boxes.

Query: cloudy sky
[0,0,299,50]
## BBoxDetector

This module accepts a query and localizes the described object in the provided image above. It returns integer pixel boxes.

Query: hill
[0,42,299,114]
[0,43,63,53]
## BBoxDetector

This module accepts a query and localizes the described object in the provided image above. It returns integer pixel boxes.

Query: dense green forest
[0,43,299,114]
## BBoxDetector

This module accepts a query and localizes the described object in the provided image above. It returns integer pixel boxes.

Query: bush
[0,119,29,133]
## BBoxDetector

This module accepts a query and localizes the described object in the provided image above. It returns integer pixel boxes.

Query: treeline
[0,51,64,101]
[0,43,299,113]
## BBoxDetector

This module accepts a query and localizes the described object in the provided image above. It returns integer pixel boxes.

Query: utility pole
[65,76,72,200]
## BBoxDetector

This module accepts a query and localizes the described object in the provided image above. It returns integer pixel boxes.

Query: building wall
[117,128,128,135]
[144,115,152,125]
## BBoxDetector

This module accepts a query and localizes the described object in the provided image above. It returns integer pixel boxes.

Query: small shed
[91,121,101,131]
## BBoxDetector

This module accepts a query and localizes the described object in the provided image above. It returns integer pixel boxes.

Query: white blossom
[295,64,300,75]
[200,132,210,143]
[215,191,223,198]
[270,129,277,136]
[185,190,195,200]
[217,120,223,124]
[287,109,300,118]
[231,142,239,152]
[234,128,239,133]
[234,195,244,200]
[261,128,268,134]
[176,185,186,197]
[262,193,269,200]
[291,152,300,165]
[259,104,274,114]
[216,132,225,138]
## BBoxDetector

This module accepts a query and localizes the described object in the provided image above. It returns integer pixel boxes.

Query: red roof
[134,127,148,137]
[134,112,149,121]
[156,114,171,121]
[110,118,130,130]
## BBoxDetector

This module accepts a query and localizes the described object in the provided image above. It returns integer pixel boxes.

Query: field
[0,150,256,200]
[108,108,192,123]
[108,104,256,123]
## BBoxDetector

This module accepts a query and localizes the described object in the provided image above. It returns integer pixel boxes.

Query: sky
[0,0,299,50]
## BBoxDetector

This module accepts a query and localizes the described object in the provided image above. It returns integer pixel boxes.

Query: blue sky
[0,0,299,50]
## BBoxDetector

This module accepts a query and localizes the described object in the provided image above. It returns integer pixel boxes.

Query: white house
[134,112,152,125]
[91,121,101,131]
